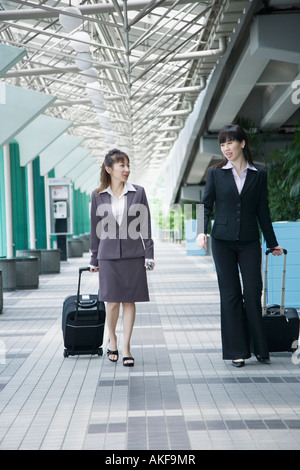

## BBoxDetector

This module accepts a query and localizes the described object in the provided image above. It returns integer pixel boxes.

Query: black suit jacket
[202,165,278,248]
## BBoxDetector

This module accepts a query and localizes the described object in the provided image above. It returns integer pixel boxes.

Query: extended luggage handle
[75,267,96,319]
[265,248,287,255]
[263,248,287,317]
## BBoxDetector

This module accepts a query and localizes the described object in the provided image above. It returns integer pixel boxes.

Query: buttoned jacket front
[90,184,154,265]
[202,165,278,248]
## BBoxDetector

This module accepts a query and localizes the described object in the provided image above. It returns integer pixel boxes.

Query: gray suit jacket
[89,184,154,265]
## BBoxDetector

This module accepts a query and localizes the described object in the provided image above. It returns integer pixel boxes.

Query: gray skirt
[98,257,149,302]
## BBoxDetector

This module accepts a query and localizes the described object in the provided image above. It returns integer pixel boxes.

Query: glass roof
[0,0,248,188]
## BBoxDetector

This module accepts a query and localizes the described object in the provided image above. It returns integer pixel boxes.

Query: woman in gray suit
[89,149,154,367]
[197,125,283,368]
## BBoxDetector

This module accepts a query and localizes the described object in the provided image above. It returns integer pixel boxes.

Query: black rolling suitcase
[62,267,106,358]
[262,248,299,353]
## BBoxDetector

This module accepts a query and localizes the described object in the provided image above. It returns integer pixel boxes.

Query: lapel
[240,169,257,197]
[220,167,258,197]
[125,188,136,210]
[120,189,136,227]
[98,191,111,206]
[220,168,239,197]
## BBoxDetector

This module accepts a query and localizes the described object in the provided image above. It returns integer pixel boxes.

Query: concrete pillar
[27,161,36,249]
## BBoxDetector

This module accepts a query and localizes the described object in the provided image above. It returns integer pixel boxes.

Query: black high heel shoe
[107,349,119,362]
[232,359,245,368]
[123,356,134,367]
[255,355,271,364]
[107,336,118,362]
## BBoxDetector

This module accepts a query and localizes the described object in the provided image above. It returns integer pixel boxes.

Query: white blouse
[101,182,136,226]
[222,161,257,194]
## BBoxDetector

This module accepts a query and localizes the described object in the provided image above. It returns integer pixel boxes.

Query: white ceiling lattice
[0,0,249,186]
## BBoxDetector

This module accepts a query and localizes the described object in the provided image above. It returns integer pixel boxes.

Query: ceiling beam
[208,40,269,133]
[0,0,203,21]
[5,38,226,78]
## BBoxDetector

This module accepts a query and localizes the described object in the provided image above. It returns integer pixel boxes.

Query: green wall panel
[72,186,78,236]
[0,148,7,257]
[33,156,47,249]
[10,141,28,254]
[72,187,90,236]
[78,190,84,234]
[84,193,91,233]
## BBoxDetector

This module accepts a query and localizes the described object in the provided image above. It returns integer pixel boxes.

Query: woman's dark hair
[97,149,129,193]
[215,124,254,167]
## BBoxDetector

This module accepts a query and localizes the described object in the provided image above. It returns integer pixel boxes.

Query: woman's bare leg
[106,301,120,361]
[122,302,136,365]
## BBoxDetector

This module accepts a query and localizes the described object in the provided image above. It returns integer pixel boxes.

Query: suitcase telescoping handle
[263,248,287,317]
[75,267,96,319]
[77,266,90,302]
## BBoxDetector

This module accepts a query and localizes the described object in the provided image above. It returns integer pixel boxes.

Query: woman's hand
[196,233,207,249]
[271,246,284,256]
[145,260,155,271]
[89,266,99,272]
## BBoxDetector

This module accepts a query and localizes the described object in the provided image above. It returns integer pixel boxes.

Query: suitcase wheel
[63,349,69,358]
[63,347,103,357]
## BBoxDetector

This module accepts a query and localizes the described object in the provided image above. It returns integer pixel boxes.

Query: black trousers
[211,238,269,360]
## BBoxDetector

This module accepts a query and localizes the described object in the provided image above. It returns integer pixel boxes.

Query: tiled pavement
[1,240,300,451]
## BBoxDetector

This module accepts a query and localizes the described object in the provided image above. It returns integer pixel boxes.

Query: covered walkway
[1,240,300,451]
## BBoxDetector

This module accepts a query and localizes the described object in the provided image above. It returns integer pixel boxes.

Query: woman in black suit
[197,124,283,368]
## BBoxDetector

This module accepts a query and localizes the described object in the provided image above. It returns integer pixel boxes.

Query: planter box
[79,234,90,253]
[0,270,3,314]
[67,239,84,258]
[40,249,61,274]
[16,249,42,274]
[15,257,39,289]
[0,258,16,291]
